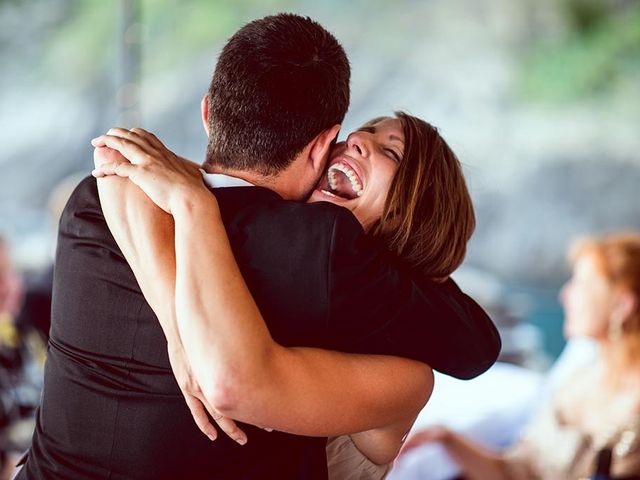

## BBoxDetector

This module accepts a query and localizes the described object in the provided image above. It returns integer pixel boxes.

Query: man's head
[202,13,350,199]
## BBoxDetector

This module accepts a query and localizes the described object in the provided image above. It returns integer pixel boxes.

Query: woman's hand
[91,128,209,214]
[167,341,248,446]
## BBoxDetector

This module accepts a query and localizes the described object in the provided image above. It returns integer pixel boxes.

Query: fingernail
[265,428,273,432]
[236,437,247,446]
[207,434,216,441]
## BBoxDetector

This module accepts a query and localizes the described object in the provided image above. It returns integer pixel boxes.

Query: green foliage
[139,0,297,73]
[43,1,116,85]
[520,1,640,102]
[2,0,298,86]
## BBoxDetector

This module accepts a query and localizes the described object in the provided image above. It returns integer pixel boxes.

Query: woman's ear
[611,290,638,330]
[309,124,341,174]
[201,95,210,137]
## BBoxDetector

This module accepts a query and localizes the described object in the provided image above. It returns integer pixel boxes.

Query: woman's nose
[346,132,369,158]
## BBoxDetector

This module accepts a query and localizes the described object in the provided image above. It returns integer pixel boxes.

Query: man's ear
[201,95,210,137]
[309,124,341,174]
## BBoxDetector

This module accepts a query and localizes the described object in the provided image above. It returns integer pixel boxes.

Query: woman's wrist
[170,185,220,219]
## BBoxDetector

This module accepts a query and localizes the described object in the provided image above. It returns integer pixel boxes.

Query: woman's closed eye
[384,148,402,163]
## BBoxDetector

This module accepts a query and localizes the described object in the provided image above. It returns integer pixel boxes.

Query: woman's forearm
[98,177,179,341]
[172,190,274,407]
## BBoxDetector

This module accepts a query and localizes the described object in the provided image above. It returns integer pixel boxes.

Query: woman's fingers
[106,128,169,158]
[129,128,165,151]
[183,392,248,445]
[92,161,136,179]
[206,405,248,446]
[91,135,151,166]
[183,394,218,442]
[93,146,128,170]
[91,128,153,155]
[106,127,136,139]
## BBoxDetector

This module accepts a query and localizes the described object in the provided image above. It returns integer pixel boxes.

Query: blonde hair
[569,232,640,387]
[369,112,475,280]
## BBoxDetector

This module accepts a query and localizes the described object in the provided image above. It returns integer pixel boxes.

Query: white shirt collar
[200,169,254,189]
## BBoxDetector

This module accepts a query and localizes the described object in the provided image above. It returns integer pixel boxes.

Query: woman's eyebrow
[389,134,404,145]
[357,125,404,145]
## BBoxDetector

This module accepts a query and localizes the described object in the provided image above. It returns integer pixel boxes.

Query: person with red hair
[402,232,640,479]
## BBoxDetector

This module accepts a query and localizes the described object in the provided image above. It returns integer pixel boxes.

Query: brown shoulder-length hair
[368,112,475,280]
[569,232,640,384]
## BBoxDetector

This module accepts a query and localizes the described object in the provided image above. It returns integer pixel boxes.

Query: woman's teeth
[320,189,339,198]
[327,163,363,198]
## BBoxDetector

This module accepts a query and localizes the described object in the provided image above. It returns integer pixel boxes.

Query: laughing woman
[92,112,499,478]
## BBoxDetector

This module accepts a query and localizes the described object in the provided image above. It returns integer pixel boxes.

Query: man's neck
[202,165,308,200]
[203,165,284,197]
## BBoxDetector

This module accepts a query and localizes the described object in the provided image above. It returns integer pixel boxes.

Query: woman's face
[560,253,615,340]
[309,118,404,231]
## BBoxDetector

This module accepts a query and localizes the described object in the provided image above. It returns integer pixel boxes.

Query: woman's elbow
[202,375,242,416]
[200,361,271,417]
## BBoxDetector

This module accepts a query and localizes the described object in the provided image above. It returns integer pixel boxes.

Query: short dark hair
[204,13,350,175]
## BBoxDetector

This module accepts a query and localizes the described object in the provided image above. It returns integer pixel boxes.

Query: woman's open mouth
[320,161,363,200]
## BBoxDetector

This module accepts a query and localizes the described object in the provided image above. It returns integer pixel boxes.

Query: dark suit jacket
[19,177,500,479]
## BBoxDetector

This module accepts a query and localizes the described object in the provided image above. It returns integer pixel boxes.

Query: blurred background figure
[0,237,23,327]
[0,236,32,479]
[396,232,640,480]
[0,173,81,478]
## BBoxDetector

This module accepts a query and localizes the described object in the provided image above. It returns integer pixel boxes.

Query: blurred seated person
[0,237,22,324]
[401,232,640,479]
[0,235,25,477]
[0,236,23,365]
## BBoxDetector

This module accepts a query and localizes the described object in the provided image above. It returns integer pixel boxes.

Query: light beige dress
[326,435,391,480]
[503,364,640,479]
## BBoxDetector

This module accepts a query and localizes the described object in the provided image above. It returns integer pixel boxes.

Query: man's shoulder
[69,174,97,197]
[216,187,363,237]
[263,198,361,229]
[63,175,99,212]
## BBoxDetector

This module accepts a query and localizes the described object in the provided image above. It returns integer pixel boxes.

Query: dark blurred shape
[14,268,52,343]
[0,237,43,477]
[563,0,608,32]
